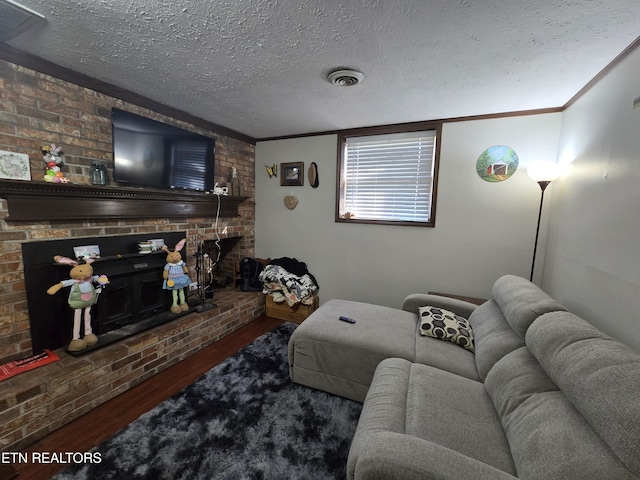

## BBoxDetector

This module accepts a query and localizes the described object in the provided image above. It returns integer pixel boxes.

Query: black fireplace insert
[22,232,190,355]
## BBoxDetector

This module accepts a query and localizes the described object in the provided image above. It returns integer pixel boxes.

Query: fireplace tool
[193,242,217,312]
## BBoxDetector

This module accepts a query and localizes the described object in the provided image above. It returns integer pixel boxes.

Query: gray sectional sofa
[287,275,640,479]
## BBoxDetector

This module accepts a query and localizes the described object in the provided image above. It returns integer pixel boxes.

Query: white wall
[543,47,640,352]
[255,113,562,309]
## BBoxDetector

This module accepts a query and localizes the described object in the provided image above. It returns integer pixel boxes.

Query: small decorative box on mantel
[265,295,319,324]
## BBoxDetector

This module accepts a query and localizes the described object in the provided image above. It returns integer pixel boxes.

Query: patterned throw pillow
[418,306,475,353]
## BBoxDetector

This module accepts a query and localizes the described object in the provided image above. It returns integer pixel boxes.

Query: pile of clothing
[259,257,319,307]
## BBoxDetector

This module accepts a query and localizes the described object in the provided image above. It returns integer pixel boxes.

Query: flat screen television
[112,108,215,191]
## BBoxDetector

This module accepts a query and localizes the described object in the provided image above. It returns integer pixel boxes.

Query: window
[336,126,440,226]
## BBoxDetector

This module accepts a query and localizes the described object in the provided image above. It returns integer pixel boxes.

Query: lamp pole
[526,161,563,284]
[530,180,551,282]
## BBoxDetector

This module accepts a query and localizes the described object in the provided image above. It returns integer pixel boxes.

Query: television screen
[112,108,215,191]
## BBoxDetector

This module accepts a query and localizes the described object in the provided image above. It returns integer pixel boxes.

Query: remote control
[339,316,356,324]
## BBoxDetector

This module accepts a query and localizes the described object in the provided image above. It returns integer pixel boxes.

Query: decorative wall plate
[308,162,319,188]
[476,145,519,183]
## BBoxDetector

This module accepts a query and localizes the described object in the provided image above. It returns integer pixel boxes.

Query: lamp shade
[527,162,563,182]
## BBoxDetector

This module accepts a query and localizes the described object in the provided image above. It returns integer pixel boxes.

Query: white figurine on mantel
[231,166,241,196]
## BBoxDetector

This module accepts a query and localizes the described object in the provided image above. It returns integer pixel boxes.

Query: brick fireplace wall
[0,59,263,451]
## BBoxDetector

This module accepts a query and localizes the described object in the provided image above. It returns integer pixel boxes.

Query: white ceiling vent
[327,69,365,86]
[0,0,45,42]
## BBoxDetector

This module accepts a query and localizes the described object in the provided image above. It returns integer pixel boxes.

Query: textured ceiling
[6,0,640,139]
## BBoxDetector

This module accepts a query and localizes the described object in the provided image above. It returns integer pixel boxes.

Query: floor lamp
[527,162,562,282]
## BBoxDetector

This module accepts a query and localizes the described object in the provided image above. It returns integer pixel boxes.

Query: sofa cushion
[527,311,640,477]
[485,347,558,420]
[347,358,515,480]
[418,305,475,352]
[403,362,514,474]
[289,299,481,402]
[468,300,524,380]
[412,334,479,382]
[350,432,520,480]
[485,346,633,479]
[469,275,567,381]
[492,274,566,339]
[288,299,420,402]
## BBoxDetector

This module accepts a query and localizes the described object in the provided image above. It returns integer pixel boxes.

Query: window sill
[335,216,434,227]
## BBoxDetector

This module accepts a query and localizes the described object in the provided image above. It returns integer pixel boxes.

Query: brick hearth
[1,289,264,451]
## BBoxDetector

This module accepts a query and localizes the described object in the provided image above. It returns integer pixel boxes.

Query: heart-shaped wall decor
[284,195,299,210]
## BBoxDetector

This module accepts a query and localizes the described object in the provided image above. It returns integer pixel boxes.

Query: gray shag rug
[53,322,362,480]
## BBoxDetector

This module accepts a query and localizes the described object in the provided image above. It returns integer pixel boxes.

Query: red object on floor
[0,349,60,382]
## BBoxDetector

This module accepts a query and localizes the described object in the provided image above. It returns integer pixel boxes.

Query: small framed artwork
[280,162,304,186]
[73,245,101,261]
[0,150,31,181]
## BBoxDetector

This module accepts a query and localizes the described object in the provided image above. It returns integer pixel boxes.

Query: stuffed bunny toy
[47,256,109,352]
[162,238,191,313]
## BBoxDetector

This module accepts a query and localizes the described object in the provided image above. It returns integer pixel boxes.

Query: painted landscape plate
[476,145,519,182]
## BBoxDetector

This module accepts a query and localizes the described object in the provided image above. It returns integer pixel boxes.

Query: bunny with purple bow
[47,256,109,352]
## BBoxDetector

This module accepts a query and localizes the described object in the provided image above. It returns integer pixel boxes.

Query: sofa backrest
[469,275,566,380]
[485,338,639,479]
[526,311,640,478]
[491,274,567,339]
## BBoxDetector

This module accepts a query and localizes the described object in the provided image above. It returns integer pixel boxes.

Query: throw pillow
[418,306,475,352]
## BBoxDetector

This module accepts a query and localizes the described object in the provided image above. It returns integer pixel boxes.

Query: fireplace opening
[23,232,194,355]
[202,236,244,289]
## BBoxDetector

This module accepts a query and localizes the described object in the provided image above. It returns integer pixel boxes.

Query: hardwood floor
[11,316,284,480]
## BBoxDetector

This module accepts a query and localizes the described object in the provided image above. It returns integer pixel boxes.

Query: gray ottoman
[287,298,478,402]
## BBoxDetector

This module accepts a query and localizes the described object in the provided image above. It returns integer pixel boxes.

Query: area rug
[53,322,362,480]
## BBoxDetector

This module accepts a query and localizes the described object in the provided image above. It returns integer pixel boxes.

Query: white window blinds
[340,130,436,223]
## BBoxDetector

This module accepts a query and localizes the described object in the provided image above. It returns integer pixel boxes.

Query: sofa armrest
[402,293,478,318]
[351,432,517,480]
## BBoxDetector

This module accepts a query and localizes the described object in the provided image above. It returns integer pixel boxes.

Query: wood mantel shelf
[0,180,249,221]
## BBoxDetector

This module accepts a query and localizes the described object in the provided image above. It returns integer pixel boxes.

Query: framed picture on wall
[72,244,101,261]
[280,162,304,186]
[0,150,31,181]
